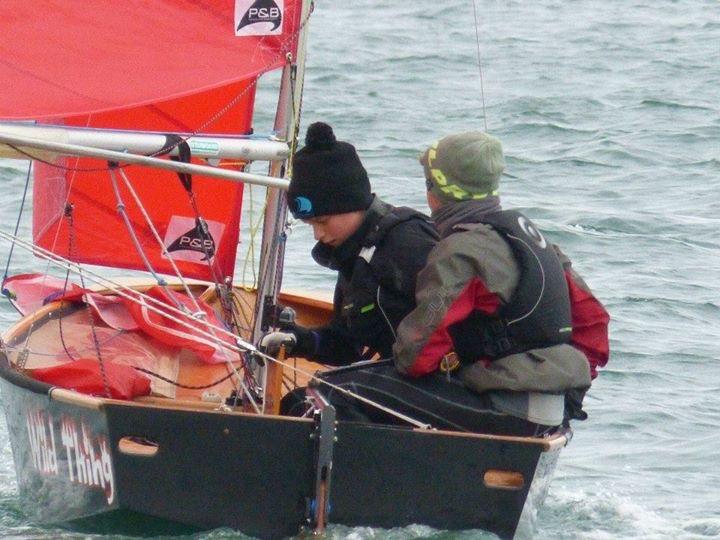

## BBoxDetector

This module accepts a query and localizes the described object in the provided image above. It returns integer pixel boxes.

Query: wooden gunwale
[45,385,568,449]
[1,281,567,451]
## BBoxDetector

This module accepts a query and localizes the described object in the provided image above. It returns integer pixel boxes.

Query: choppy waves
[1,0,719,538]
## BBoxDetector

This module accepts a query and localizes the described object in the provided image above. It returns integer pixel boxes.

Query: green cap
[420,131,505,203]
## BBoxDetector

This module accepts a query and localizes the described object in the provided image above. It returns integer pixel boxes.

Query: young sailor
[259,123,438,407]
[393,131,610,429]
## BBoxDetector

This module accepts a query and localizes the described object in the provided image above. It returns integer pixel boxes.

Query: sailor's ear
[426,190,443,212]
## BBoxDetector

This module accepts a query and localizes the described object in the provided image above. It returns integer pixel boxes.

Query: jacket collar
[431,197,502,237]
[311,195,391,272]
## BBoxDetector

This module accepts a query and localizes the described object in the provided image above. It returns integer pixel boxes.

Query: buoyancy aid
[335,201,436,358]
[448,209,572,361]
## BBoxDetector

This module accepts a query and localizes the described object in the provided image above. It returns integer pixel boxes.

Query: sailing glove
[258,332,297,356]
[258,326,318,357]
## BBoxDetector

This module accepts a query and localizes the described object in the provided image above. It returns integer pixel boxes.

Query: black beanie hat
[288,122,372,219]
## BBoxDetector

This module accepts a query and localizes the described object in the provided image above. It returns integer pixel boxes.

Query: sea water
[0,1,718,538]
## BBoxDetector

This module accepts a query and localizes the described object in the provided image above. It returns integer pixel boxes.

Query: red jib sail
[0,0,303,281]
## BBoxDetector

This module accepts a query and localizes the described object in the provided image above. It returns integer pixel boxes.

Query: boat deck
[1,284,331,405]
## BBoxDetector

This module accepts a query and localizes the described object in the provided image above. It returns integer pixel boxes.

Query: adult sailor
[393,131,610,431]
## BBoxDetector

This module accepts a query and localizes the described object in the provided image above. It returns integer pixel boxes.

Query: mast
[252,0,313,343]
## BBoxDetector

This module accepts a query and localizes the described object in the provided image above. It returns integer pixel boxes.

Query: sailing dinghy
[0,2,569,538]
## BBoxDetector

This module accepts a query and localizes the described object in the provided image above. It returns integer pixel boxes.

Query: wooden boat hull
[0,354,565,539]
[0,286,566,538]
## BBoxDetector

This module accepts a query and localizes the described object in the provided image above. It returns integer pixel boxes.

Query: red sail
[31,83,254,282]
[1,0,303,281]
[0,0,302,119]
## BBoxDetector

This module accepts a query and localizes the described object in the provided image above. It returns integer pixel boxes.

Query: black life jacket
[448,209,572,361]
[335,202,435,359]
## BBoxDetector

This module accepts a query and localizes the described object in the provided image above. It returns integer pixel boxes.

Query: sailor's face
[305,211,365,247]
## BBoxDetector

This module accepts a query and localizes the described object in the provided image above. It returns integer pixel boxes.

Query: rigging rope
[133,365,237,391]
[240,184,268,290]
[18,151,85,360]
[471,0,489,132]
[108,166,170,288]
[110,165,257,390]
[115,166,198,303]
[1,161,32,291]
[0,232,246,356]
[66,205,112,397]
[0,229,431,427]
[57,251,80,362]
[0,228,263,413]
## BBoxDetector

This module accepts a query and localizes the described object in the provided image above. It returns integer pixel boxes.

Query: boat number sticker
[235,0,284,36]
[163,216,225,264]
[25,409,115,505]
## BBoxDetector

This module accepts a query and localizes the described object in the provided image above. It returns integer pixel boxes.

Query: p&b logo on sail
[163,216,225,264]
[235,0,283,36]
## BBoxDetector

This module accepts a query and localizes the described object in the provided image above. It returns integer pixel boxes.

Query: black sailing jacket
[301,196,438,365]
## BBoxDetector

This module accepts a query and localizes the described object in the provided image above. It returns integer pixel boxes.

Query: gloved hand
[258,331,297,356]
